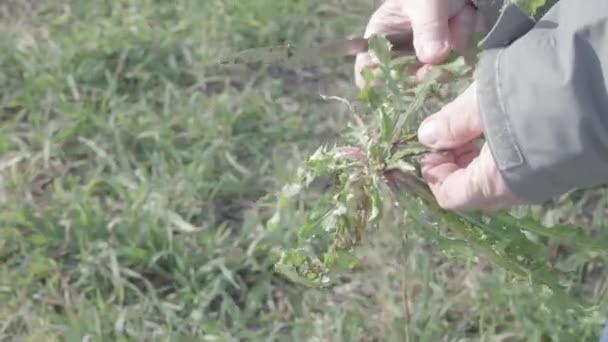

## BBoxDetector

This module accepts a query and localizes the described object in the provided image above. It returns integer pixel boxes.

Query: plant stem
[390,171,587,311]
[494,213,608,257]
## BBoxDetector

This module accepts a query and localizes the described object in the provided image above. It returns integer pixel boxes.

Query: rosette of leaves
[269,35,607,316]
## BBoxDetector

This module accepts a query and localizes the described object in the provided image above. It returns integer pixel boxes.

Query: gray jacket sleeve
[472,0,608,203]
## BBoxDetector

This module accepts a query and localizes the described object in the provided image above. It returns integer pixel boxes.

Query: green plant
[269,35,607,319]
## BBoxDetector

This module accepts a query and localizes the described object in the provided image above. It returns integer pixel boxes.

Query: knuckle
[413,19,447,39]
[454,4,477,26]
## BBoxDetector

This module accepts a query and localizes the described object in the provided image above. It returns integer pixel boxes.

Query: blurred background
[0,0,606,341]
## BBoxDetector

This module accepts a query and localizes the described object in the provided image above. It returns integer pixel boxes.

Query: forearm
[475,0,608,202]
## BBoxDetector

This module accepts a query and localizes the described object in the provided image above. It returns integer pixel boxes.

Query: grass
[0,0,607,341]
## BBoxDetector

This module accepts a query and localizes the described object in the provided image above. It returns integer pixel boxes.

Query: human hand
[354,0,485,88]
[417,82,520,211]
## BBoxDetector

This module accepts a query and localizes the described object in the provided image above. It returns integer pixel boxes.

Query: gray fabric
[472,0,560,28]
[471,0,506,28]
[477,47,524,170]
[478,3,535,49]
[474,0,608,203]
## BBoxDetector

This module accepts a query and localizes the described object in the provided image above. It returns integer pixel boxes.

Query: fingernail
[422,40,448,60]
[418,117,438,146]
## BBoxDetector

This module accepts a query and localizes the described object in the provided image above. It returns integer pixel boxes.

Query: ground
[0,0,607,341]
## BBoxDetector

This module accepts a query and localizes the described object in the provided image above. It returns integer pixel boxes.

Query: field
[1,1,607,341]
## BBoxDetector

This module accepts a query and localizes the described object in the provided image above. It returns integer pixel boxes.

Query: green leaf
[514,0,547,16]
[391,77,435,141]
[30,234,48,246]
[496,213,608,257]
[296,205,334,247]
[401,196,473,258]
[275,248,331,288]
[385,160,416,174]
[267,183,303,230]
[390,143,428,161]
[298,146,340,186]
[324,249,358,272]
[367,34,392,67]
[460,214,546,264]
[379,107,392,142]
[368,176,384,224]
[279,248,307,267]
[118,246,149,264]
[274,262,323,288]
[357,68,375,100]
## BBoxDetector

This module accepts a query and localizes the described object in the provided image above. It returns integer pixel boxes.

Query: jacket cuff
[471,0,506,30]
[474,4,551,203]
[472,0,559,43]
[476,50,554,203]
[476,0,608,203]
[477,3,535,49]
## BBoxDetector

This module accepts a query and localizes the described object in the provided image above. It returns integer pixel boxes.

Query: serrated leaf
[379,107,392,142]
[297,205,334,245]
[324,249,358,272]
[386,160,416,174]
[298,146,340,186]
[460,214,546,264]
[390,143,429,161]
[496,213,608,257]
[357,67,379,103]
[401,196,473,257]
[391,77,435,141]
[282,248,306,265]
[367,34,392,67]
[274,262,323,288]
[275,249,331,288]
[360,84,383,109]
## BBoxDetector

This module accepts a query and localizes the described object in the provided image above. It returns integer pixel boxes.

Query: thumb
[424,145,518,211]
[417,82,482,149]
[405,0,467,64]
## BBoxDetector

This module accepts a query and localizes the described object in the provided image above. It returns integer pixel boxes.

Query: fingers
[417,82,482,150]
[448,3,477,53]
[417,82,519,211]
[421,145,519,211]
[404,0,467,64]
[364,0,410,38]
[354,0,412,88]
[420,143,479,184]
[354,0,480,87]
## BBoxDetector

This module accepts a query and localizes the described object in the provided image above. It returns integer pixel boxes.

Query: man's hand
[354,0,485,88]
[356,1,515,211]
[417,83,519,211]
